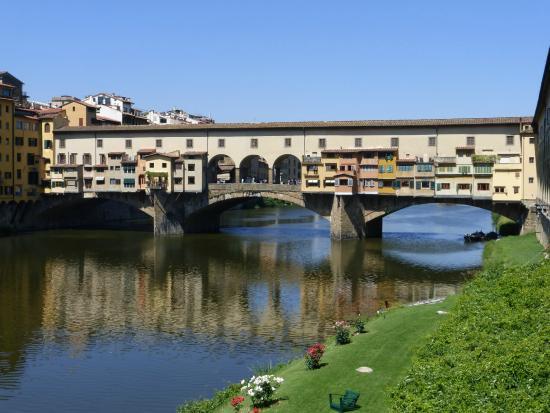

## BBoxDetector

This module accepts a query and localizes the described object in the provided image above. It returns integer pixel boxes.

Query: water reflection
[0,204,489,412]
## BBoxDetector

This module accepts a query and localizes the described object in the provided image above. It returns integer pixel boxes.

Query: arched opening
[208,154,236,183]
[272,154,301,184]
[239,155,269,183]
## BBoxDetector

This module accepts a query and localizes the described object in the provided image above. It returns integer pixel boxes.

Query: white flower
[240,379,245,385]
[247,389,255,396]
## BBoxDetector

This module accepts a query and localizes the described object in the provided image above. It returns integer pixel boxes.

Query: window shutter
[416,181,421,190]
[436,183,441,191]
[430,181,435,190]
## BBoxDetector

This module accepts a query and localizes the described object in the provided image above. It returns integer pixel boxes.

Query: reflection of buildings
[0,228,461,393]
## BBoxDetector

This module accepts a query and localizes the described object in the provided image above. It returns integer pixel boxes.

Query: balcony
[302,156,322,165]
[359,169,378,179]
[359,158,378,165]
[434,156,456,164]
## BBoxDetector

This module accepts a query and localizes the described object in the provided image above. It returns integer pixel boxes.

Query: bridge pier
[330,195,368,240]
[365,216,383,238]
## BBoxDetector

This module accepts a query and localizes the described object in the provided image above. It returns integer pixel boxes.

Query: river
[0,203,493,412]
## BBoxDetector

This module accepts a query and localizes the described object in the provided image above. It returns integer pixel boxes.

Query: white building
[83,93,148,125]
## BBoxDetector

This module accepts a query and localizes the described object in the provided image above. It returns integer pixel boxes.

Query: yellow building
[14,108,42,200]
[377,149,397,195]
[61,99,98,127]
[0,82,15,201]
[38,108,67,193]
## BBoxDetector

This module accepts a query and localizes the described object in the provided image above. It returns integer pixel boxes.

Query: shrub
[240,375,284,407]
[230,395,245,411]
[389,261,550,412]
[177,384,241,413]
[334,320,351,345]
[304,343,326,370]
[351,315,367,334]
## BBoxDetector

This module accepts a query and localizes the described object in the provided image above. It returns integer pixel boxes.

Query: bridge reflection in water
[0,204,489,412]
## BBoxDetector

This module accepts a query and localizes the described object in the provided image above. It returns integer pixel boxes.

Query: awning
[95,177,105,182]
[307,179,319,183]
[324,179,335,184]
[217,173,230,180]
[123,178,135,184]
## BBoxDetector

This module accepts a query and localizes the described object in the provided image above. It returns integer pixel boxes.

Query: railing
[434,156,456,164]
[208,183,301,192]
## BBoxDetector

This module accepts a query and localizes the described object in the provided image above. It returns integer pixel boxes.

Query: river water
[0,203,492,412]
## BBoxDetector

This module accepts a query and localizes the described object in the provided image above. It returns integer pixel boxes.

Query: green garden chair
[329,389,360,412]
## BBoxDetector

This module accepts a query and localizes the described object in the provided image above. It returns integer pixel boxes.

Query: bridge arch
[207,154,236,183]
[272,154,301,184]
[239,155,269,183]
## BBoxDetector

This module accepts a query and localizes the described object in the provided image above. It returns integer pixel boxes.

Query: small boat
[464,231,485,243]
[464,230,499,243]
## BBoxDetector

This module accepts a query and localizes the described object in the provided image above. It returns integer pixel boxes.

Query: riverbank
[390,233,548,411]
[178,298,457,413]
[177,234,547,413]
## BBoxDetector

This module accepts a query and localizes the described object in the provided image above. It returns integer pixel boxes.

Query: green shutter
[436,183,442,191]
[416,181,421,190]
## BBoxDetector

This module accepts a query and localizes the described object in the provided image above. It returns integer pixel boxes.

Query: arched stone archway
[239,155,269,183]
[207,154,236,183]
[272,154,301,184]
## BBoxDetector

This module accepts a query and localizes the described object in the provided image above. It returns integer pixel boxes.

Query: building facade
[533,49,550,248]
[52,117,535,203]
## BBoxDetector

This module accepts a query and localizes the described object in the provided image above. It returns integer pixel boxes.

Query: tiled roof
[54,116,532,134]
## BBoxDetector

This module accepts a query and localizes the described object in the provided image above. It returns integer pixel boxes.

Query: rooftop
[55,116,532,134]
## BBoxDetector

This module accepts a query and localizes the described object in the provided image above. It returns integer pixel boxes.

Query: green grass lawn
[212,298,456,413]
[483,233,545,267]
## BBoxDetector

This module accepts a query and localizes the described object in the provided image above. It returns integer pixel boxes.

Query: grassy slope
[389,234,548,412]
[215,298,456,413]
[483,233,544,267]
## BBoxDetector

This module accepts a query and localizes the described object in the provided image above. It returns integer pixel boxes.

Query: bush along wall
[389,261,550,412]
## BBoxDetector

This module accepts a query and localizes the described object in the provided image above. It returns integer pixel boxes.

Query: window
[513,186,519,194]
[16,153,21,162]
[421,180,430,189]
[477,183,490,191]
[15,120,23,129]
[428,136,436,146]
[15,137,23,146]
[123,179,135,188]
[187,176,195,185]
[458,166,471,174]
[355,138,362,148]
[474,165,492,174]
[529,177,534,183]
[44,123,51,133]
[186,139,193,148]
[379,165,385,173]
[44,140,52,149]
[174,177,183,185]
[28,138,38,147]
[83,153,92,164]
[397,164,413,172]
[386,165,393,173]
[494,186,505,193]
[285,138,291,147]
[123,166,135,174]
[318,138,326,148]
[16,169,21,179]
[515,172,520,178]
[97,139,103,148]
[188,164,195,172]
[149,162,154,168]
[251,138,258,148]
[457,183,471,190]
[125,139,132,149]
[218,139,225,148]
[391,137,399,147]
[109,179,121,185]
[99,154,106,164]
[156,139,162,148]
[27,154,35,166]
[466,136,475,146]
[161,162,167,168]
[79,118,84,126]
[529,157,534,163]
[441,183,451,190]
[416,164,433,172]
[529,137,535,144]
[506,135,514,145]
[72,106,76,112]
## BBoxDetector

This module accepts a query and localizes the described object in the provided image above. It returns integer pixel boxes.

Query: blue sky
[1,0,548,122]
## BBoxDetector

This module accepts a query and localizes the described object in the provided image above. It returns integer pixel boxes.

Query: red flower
[251,408,261,413]
[231,396,245,407]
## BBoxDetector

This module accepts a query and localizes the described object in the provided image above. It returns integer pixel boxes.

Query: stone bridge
[0,184,536,239]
